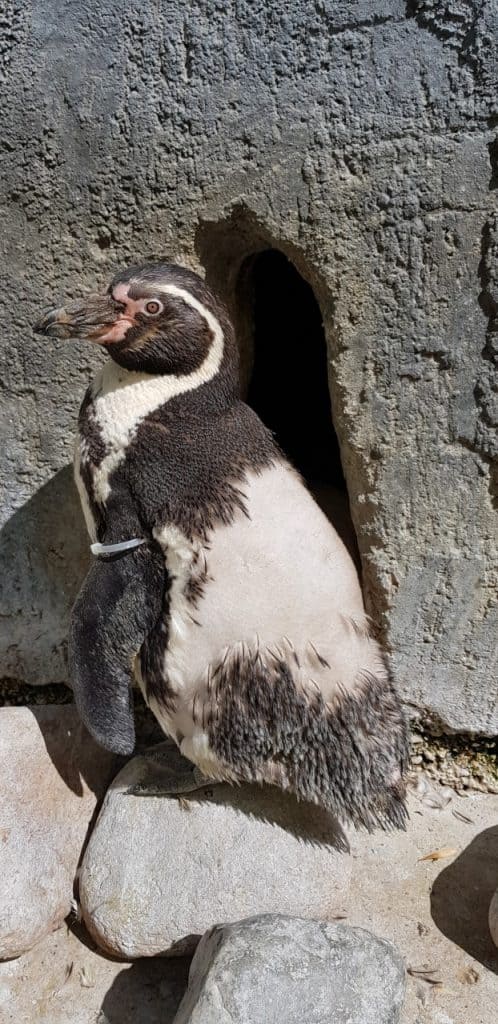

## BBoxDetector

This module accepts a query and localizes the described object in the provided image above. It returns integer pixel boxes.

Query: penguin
[34,261,409,831]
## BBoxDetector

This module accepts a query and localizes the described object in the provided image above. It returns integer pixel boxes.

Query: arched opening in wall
[238,249,359,564]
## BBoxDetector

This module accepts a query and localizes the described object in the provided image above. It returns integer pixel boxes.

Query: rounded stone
[173,914,406,1024]
[79,750,352,958]
[0,706,119,960]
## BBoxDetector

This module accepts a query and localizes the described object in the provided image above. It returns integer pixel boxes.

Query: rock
[0,706,119,960]
[1,1,497,737]
[79,746,352,958]
[173,914,406,1024]
[489,889,498,948]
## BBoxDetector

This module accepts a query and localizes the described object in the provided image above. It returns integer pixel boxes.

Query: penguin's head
[34,261,236,380]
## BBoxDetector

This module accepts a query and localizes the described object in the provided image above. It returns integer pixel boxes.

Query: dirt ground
[0,786,497,1024]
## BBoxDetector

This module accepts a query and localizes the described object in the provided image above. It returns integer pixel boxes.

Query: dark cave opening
[246,250,345,490]
[241,249,358,560]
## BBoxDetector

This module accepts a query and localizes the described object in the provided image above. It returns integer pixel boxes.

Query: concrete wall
[0,1,496,731]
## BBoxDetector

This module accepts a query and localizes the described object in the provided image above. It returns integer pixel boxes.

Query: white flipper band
[90,538,146,556]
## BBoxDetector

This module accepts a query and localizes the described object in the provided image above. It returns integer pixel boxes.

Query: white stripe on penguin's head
[152,282,225,387]
[88,284,226,505]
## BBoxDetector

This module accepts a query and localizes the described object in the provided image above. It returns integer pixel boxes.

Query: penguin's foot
[127,742,218,797]
[132,764,214,797]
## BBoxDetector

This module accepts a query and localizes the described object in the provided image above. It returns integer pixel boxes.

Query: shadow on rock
[180,781,350,852]
[130,742,350,852]
[431,825,498,973]
[31,705,122,798]
[98,956,191,1024]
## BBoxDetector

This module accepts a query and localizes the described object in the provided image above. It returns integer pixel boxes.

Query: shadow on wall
[0,465,90,685]
[98,956,191,1024]
[431,826,498,974]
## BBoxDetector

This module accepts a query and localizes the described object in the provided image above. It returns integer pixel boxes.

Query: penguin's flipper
[69,544,165,756]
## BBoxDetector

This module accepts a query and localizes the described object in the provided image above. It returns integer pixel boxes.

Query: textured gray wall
[0,1,496,732]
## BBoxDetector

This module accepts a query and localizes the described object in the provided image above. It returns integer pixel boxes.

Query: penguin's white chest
[146,462,377,758]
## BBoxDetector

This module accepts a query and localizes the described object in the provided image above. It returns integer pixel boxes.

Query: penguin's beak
[33,293,123,342]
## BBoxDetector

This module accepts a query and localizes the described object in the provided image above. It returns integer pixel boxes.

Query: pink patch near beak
[96,316,136,343]
[94,281,138,343]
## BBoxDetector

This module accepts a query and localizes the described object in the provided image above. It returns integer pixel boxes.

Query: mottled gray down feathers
[206,644,408,831]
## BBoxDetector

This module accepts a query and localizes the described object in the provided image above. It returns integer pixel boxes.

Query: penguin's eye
[143,299,163,316]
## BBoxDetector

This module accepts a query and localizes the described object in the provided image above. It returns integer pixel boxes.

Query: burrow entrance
[244,250,345,490]
[235,249,358,562]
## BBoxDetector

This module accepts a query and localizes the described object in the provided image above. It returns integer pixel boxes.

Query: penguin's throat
[84,349,223,507]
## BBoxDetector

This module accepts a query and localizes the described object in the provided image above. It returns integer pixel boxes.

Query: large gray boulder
[0,1,497,734]
[173,914,406,1024]
[79,746,351,959]
[0,706,118,960]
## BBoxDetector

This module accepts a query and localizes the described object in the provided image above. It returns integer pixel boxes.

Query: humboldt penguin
[34,261,409,830]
